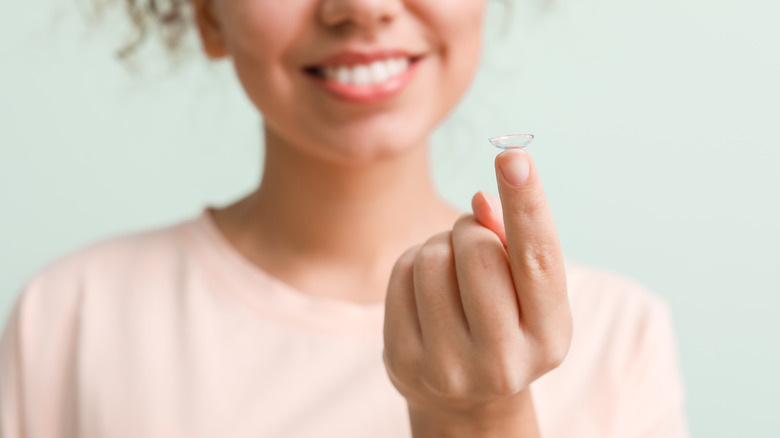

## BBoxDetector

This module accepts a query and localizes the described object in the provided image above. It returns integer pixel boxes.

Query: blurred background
[1,0,778,435]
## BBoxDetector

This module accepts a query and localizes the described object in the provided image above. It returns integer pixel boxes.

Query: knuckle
[383,349,422,394]
[453,213,477,230]
[538,335,571,372]
[427,230,453,245]
[483,345,524,397]
[383,345,419,377]
[421,359,468,399]
[392,245,419,274]
[522,239,563,275]
[415,236,454,270]
[491,372,523,398]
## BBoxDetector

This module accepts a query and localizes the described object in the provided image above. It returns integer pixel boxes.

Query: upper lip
[306,49,423,68]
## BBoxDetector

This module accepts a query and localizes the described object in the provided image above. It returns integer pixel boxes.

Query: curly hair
[91,0,193,60]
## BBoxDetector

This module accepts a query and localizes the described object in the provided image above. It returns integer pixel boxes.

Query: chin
[306,129,428,167]
[264,109,435,167]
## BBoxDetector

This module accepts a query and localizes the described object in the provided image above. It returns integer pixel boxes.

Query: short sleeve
[610,299,688,437]
[0,297,25,437]
[0,269,82,438]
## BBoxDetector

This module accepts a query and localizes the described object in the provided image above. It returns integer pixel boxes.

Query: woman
[0,0,687,436]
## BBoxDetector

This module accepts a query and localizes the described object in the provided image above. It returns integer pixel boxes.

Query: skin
[190,0,573,435]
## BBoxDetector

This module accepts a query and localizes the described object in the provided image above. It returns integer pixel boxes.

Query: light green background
[1,0,778,436]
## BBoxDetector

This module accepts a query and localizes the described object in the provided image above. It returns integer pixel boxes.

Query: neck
[214,126,460,303]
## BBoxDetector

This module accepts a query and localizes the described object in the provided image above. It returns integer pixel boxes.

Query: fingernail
[499,149,530,186]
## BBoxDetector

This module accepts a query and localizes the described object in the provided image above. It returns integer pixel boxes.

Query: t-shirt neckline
[187,207,386,339]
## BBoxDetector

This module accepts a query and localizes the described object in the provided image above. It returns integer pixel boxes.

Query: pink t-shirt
[0,210,688,437]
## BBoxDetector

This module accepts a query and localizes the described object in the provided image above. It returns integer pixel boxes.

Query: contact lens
[489,134,534,150]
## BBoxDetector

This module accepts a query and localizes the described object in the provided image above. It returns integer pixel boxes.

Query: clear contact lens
[489,134,534,150]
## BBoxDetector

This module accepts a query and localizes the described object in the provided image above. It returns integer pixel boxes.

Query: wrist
[407,390,539,438]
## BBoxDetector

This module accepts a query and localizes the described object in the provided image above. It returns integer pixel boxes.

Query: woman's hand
[383,150,572,437]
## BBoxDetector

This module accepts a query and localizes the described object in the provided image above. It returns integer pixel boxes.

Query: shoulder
[534,262,687,435]
[560,259,681,383]
[564,258,671,325]
[32,219,189,283]
[8,216,200,328]
[559,259,682,388]
[0,218,200,433]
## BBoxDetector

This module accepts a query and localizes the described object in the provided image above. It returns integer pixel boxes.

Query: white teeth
[397,58,409,73]
[320,57,411,85]
[335,66,351,84]
[386,59,400,76]
[353,65,371,85]
[369,61,389,84]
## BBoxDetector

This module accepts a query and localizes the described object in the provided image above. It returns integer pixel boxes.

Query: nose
[318,0,403,32]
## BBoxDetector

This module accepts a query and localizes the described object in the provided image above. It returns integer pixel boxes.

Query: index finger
[494,149,568,337]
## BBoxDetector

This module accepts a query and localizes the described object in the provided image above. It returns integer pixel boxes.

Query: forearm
[408,390,540,438]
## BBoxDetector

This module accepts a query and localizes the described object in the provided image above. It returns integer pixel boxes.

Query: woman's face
[198,0,486,164]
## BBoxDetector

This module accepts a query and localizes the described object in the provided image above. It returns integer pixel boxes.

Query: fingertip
[495,148,529,163]
[470,191,507,246]
[496,149,531,187]
[471,190,490,215]
[472,191,497,226]
[483,191,503,216]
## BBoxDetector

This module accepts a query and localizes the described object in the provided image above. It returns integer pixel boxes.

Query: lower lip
[305,59,421,105]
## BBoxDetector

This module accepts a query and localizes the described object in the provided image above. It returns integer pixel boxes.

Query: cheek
[220,0,313,51]
[426,1,486,118]
[413,0,486,91]
[442,1,486,81]
[218,1,311,109]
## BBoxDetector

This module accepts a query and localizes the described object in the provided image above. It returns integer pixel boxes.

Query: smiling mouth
[303,56,423,86]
